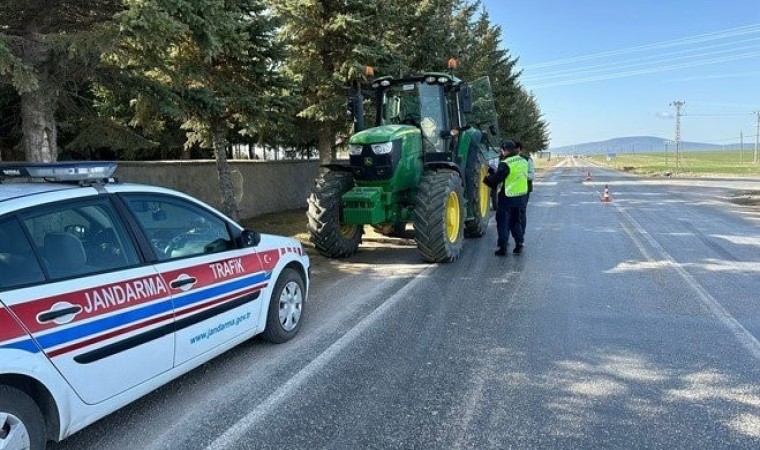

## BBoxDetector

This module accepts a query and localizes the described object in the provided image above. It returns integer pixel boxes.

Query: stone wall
[115,160,320,219]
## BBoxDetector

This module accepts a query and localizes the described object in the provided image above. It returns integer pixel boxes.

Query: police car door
[119,194,263,366]
[1,198,174,405]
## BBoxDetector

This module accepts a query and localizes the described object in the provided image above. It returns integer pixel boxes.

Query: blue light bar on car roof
[0,162,117,182]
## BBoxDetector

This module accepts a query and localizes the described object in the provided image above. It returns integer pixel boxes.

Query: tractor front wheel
[307,171,363,257]
[413,170,465,262]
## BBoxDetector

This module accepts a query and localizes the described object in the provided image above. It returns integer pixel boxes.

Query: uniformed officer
[484,140,529,255]
[516,141,535,237]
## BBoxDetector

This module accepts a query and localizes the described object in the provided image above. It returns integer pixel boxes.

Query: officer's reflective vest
[501,155,529,197]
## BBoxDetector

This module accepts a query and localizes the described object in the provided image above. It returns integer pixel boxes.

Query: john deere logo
[363,157,373,167]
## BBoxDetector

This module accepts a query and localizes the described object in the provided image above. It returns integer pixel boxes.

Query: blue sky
[483,0,760,148]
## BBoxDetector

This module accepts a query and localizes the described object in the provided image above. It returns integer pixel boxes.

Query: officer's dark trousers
[496,194,527,247]
[519,192,530,237]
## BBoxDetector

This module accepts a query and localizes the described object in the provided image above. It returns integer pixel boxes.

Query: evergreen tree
[105,0,286,220]
[0,0,123,161]
[270,0,385,163]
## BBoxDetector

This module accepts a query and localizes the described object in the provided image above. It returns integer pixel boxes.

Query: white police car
[0,162,310,450]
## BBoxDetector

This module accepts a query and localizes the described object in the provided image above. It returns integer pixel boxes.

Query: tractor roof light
[425,76,437,84]
[0,162,118,183]
[437,76,449,84]
[380,80,391,87]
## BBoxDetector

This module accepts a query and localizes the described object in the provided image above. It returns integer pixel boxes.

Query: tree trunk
[18,28,58,163]
[212,120,240,222]
[318,123,333,164]
[20,75,58,162]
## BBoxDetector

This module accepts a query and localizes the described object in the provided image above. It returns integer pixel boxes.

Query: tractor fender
[423,162,463,183]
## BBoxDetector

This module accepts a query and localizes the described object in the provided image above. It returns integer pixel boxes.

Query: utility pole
[671,101,685,170]
[754,111,760,164]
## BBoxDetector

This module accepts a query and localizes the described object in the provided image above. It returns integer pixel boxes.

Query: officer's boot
[495,239,507,256]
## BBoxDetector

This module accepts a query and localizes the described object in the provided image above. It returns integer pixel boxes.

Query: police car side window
[0,217,45,290]
[21,199,141,280]
[121,195,233,261]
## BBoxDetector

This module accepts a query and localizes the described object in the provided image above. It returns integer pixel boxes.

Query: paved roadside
[241,208,419,285]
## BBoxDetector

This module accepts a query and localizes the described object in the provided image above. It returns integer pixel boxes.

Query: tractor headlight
[371,142,393,155]
[348,144,363,155]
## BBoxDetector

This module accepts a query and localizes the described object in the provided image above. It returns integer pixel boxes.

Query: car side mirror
[240,229,261,247]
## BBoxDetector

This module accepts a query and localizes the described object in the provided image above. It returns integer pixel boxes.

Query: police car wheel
[262,268,305,344]
[0,385,46,450]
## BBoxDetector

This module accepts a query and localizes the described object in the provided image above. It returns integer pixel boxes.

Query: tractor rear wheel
[413,170,465,262]
[307,171,363,257]
[464,157,490,238]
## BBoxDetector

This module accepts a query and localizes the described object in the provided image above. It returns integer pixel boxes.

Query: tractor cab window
[379,82,446,153]
[463,76,499,136]
[419,83,445,152]
[381,84,421,126]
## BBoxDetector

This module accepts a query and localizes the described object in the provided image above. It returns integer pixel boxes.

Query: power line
[522,23,760,69]
[666,71,760,82]
[685,113,755,117]
[526,50,760,89]
[523,37,760,81]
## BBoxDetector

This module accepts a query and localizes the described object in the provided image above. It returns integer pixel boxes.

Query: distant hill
[550,136,734,155]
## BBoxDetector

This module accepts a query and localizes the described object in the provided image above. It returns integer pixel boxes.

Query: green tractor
[307,71,499,262]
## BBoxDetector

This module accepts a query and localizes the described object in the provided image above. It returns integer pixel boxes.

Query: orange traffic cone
[601,184,611,202]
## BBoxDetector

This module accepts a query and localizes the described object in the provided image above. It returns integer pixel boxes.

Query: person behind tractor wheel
[484,140,529,255]
[516,141,535,239]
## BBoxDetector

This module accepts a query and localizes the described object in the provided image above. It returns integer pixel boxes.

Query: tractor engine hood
[346,125,420,182]
[349,125,419,145]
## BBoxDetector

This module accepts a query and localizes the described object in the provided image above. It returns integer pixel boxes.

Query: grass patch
[588,150,760,176]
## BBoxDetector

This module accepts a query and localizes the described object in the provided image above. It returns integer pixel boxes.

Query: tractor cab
[370,73,463,155]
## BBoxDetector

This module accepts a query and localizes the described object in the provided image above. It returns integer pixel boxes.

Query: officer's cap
[500,140,516,150]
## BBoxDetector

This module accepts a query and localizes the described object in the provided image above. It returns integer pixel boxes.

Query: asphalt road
[51,158,760,449]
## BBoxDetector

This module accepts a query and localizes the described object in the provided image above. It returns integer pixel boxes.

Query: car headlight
[348,144,363,155]
[371,142,393,155]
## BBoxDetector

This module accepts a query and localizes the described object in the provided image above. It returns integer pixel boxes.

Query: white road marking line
[205,264,436,449]
[616,204,760,361]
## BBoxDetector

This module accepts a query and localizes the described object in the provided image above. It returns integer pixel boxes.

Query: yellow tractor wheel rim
[445,191,460,243]
[479,165,489,217]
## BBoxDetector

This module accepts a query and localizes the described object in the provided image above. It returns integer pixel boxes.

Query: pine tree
[106,0,286,220]
[271,0,386,163]
[0,0,123,161]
